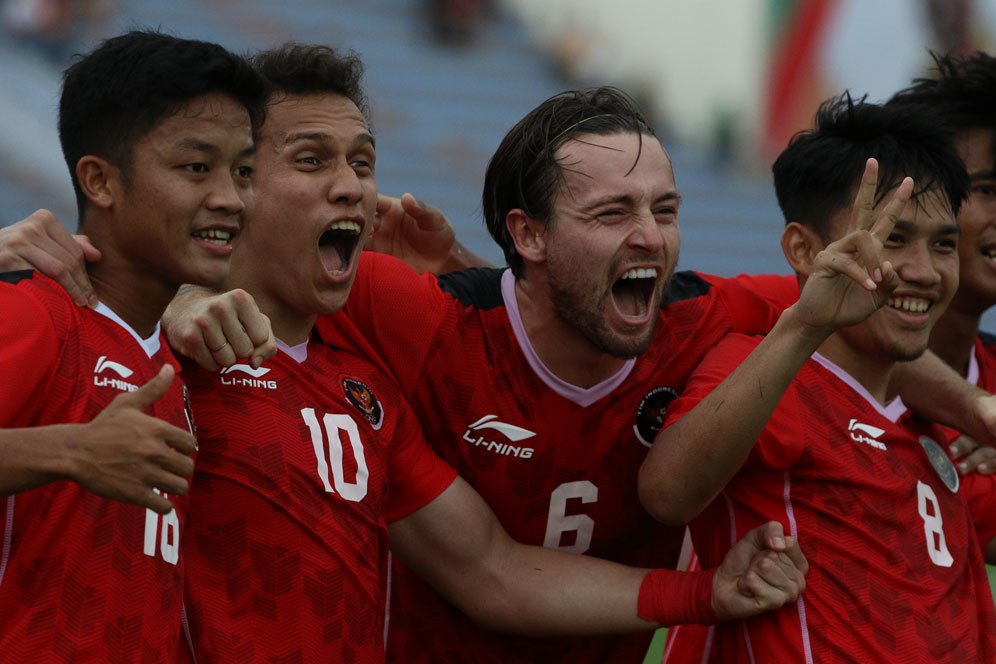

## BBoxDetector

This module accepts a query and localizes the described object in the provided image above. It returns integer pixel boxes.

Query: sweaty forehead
[555,132,675,194]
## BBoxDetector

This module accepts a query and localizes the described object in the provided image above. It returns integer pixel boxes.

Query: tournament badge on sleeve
[633,386,679,447]
[920,435,960,493]
[343,377,384,430]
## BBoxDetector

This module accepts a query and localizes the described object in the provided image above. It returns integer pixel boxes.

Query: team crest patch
[343,378,384,430]
[634,386,680,447]
[920,435,959,493]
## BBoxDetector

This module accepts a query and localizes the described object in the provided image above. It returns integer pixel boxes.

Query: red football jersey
[179,330,457,663]
[316,254,790,663]
[971,331,996,393]
[0,271,191,662]
[665,334,996,663]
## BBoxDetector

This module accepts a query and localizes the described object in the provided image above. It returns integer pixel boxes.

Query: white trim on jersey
[500,269,635,407]
[783,472,814,664]
[91,301,162,357]
[0,497,13,589]
[968,345,980,387]
[277,337,310,364]
[811,352,907,423]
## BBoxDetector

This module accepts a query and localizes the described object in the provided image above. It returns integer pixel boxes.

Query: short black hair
[58,30,265,222]
[251,43,370,126]
[889,51,996,135]
[482,87,658,277]
[772,93,968,239]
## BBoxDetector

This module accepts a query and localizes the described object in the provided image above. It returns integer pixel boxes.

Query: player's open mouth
[982,244,996,262]
[192,229,234,245]
[886,296,931,314]
[611,267,658,318]
[319,219,363,274]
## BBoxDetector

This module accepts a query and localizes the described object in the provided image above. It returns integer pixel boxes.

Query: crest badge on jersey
[343,377,384,430]
[919,435,959,493]
[634,386,680,447]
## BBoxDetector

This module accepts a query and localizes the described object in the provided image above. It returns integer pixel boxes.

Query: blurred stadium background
[2,2,996,660]
[4,0,996,327]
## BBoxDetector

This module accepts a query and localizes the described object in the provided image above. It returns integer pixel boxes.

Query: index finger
[376,193,401,217]
[1,211,94,306]
[868,176,914,242]
[849,158,880,233]
[160,422,198,456]
[949,434,980,460]
[779,535,809,575]
[401,193,447,232]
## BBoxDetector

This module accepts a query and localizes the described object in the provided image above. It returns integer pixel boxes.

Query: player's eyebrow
[175,137,220,153]
[285,131,376,150]
[584,190,681,210]
[893,219,959,236]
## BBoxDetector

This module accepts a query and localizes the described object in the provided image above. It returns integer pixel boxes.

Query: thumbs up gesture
[70,364,196,514]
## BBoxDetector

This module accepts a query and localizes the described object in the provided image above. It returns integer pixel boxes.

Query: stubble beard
[547,271,662,359]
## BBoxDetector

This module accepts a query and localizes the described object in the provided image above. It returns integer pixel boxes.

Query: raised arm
[369,193,492,273]
[639,160,910,525]
[389,476,807,635]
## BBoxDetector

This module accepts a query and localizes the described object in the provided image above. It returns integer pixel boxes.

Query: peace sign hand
[793,158,912,337]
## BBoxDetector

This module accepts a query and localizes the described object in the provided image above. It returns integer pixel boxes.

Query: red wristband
[637,568,718,626]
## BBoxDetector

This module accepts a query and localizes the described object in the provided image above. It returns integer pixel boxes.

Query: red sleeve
[663,332,759,428]
[663,331,805,471]
[319,253,452,393]
[0,275,60,426]
[384,393,458,523]
[959,473,996,550]
[697,272,799,336]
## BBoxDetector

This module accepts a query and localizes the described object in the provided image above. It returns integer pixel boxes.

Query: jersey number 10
[301,409,370,501]
[143,489,179,565]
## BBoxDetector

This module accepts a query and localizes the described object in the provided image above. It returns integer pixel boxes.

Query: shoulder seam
[0,269,36,285]
[662,271,711,307]
[437,268,506,309]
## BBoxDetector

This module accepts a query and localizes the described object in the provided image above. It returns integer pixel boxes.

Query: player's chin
[314,286,352,316]
[181,260,231,290]
[884,335,930,363]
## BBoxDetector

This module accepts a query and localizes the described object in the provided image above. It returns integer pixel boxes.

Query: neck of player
[816,332,896,406]
[514,277,628,388]
[87,262,178,340]
[929,305,983,379]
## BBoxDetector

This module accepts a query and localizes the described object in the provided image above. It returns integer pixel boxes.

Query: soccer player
[12,81,992,662]
[184,43,809,661]
[0,31,263,661]
[639,95,996,661]
[0,46,810,662]
[889,52,996,413]
[307,86,819,663]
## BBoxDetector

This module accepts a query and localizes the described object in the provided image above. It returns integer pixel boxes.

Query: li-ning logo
[462,415,536,459]
[848,419,887,451]
[220,364,277,390]
[93,355,138,392]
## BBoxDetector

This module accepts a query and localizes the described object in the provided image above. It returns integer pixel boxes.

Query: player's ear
[507,209,547,263]
[75,156,119,210]
[781,221,825,277]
